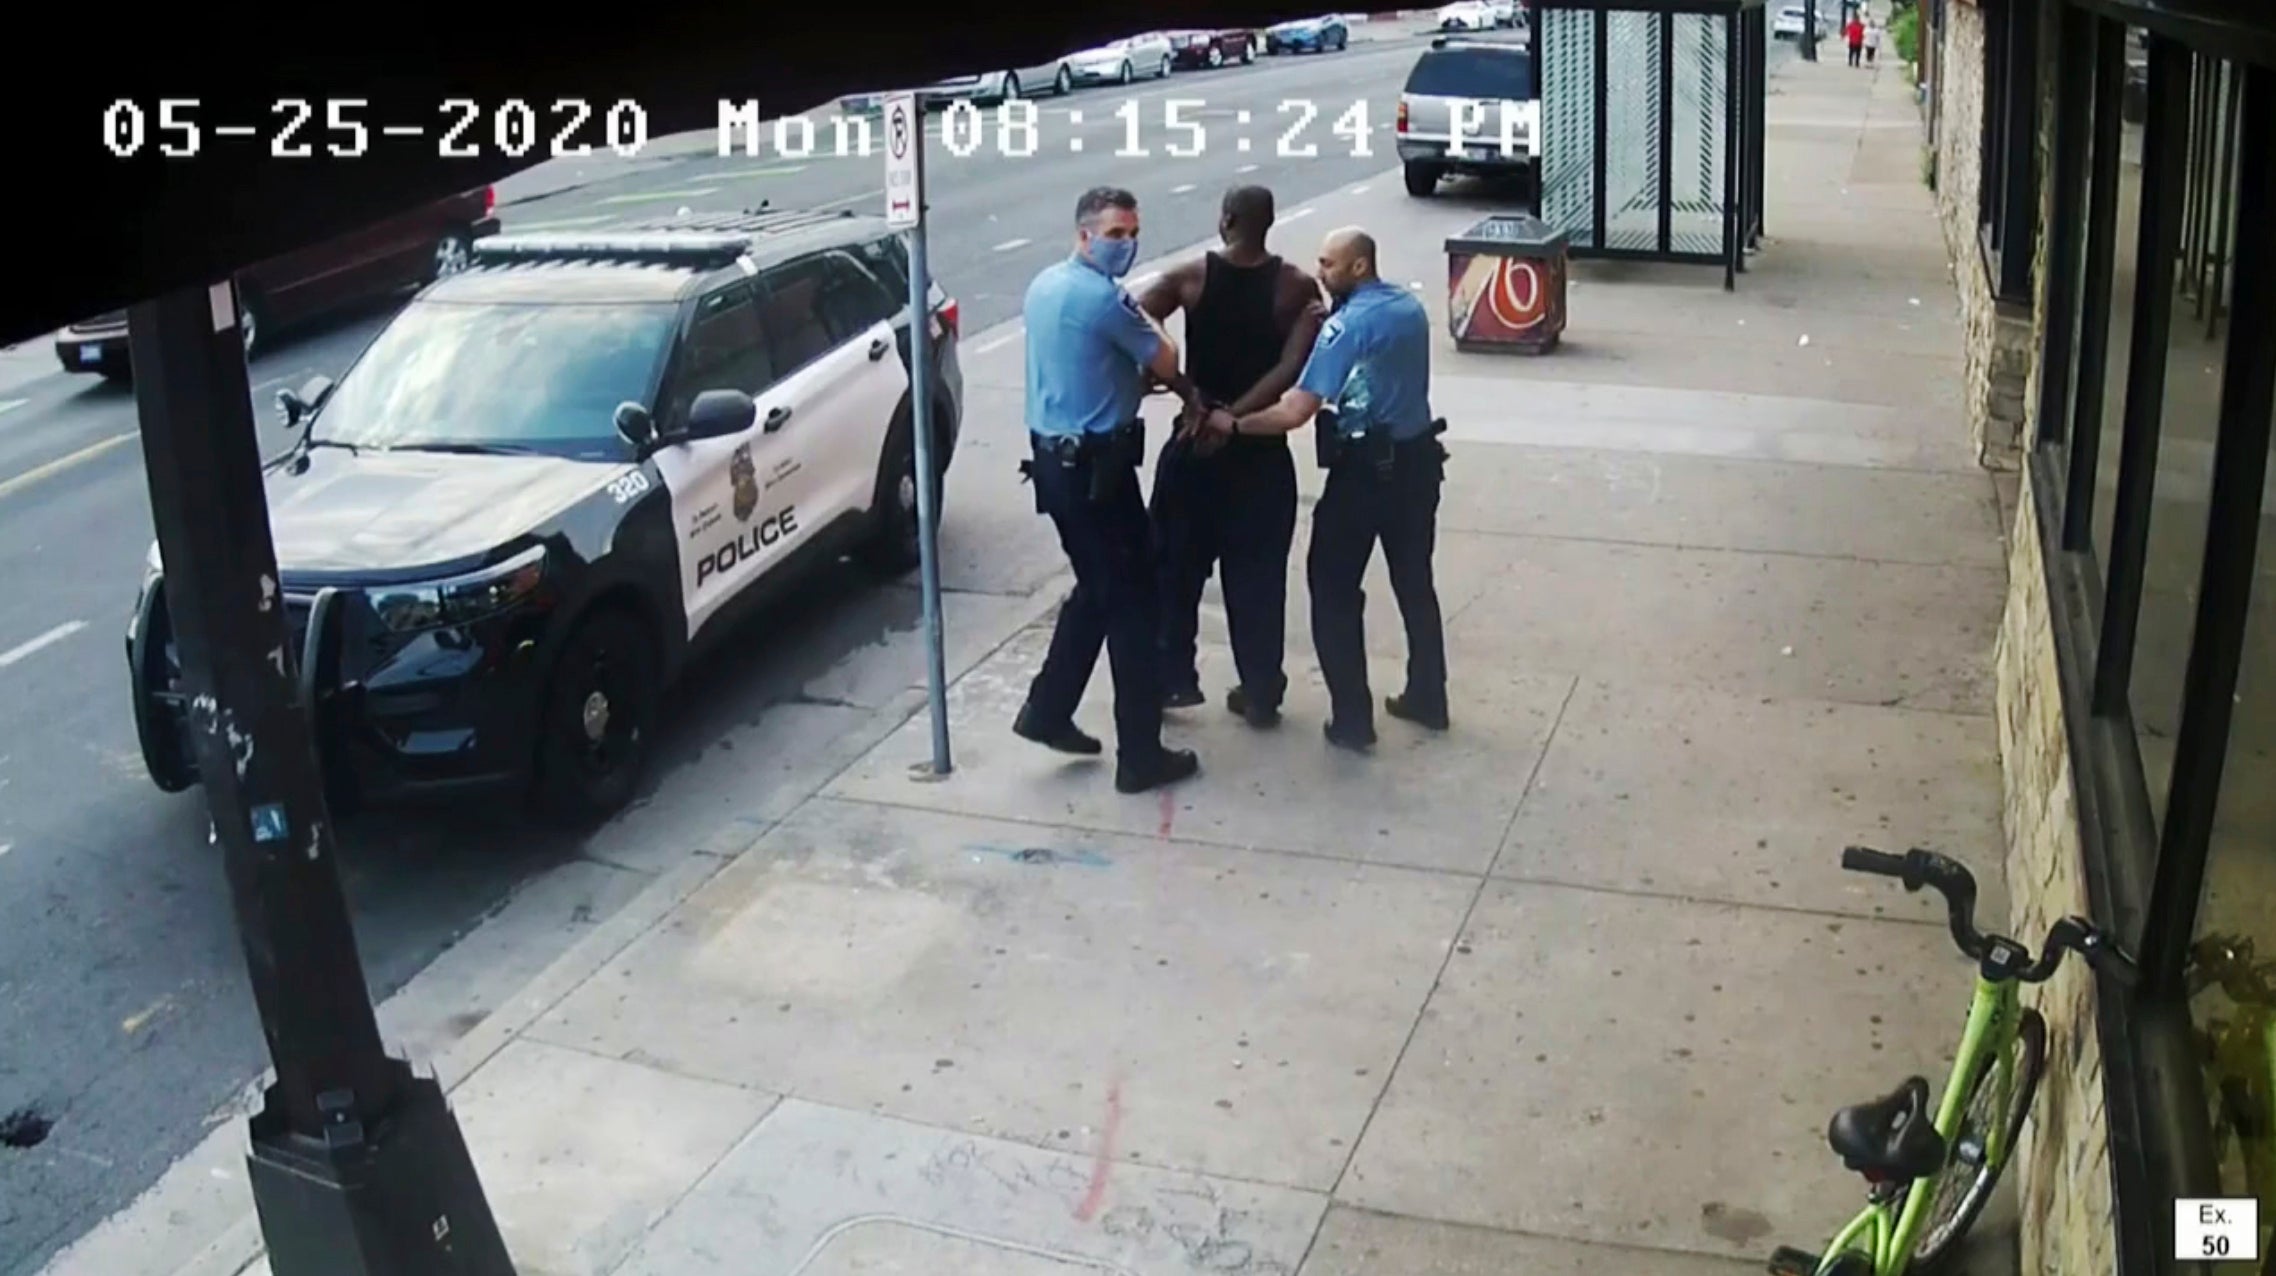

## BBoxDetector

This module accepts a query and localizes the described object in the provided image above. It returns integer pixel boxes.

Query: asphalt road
[0,33,1441,1276]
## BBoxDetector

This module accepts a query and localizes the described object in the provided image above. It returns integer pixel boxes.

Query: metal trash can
[1444,213,1569,355]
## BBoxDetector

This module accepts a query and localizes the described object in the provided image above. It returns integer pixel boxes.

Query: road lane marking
[970,325,1024,355]
[991,237,1032,252]
[714,164,808,179]
[1236,163,1259,173]
[508,213,619,230]
[595,187,720,205]
[0,620,86,669]
[1282,207,1316,221]
[1171,183,1197,194]
[815,188,882,211]
[1350,184,1371,194]
[0,433,137,501]
[0,398,25,416]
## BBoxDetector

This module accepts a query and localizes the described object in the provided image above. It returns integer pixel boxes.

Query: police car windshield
[311,300,678,459]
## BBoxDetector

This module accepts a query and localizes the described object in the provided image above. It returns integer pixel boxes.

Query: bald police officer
[1199,227,1448,751]
[1013,186,1203,793]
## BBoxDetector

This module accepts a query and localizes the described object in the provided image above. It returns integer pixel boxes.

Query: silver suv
[1394,37,1540,199]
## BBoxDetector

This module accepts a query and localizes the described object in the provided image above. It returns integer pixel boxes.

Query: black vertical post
[2062,15,2125,552]
[1802,0,1819,59]
[2092,34,2191,714]
[1724,11,1741,289]
[2034,1,2090,448]
[1750,7,1767,244]
[1592,0,1609,251]
[2138,61,2273,995]
[127,283,513,1276]
[2181,52,2210,311]
[2204,63,2239,338]
[1657,10,1675,255]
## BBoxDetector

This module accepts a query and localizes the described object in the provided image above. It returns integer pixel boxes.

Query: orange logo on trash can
[1450,255,1550,341]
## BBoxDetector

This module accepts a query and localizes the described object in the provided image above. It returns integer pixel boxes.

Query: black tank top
[1186,252,1288,407]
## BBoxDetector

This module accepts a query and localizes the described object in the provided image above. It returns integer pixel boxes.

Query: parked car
[1773,4,1835,38]
[1438,1,1498,31]
[1066,33,1176,85]
[57,186,499,381]
[1396,38,1540,198]
[1265,15,1351,54]
[917,53,1076,109]
[1165,29,1258,69]
[126,208,965,824]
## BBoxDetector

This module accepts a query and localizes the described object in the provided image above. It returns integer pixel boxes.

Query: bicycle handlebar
[1840,845,2139,986]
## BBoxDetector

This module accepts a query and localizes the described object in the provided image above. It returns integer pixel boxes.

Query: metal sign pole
[883,93,952,776]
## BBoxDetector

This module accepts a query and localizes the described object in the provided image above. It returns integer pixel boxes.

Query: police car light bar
[470,233,755,267]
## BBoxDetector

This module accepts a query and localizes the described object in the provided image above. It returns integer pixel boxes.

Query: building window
[2085,27,2147,579]
[1977,0,2039,301]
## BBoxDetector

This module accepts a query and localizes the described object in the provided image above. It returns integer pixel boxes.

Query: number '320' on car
[125,210,963,825]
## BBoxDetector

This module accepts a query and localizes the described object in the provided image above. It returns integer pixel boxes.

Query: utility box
[1445,213,1571,355]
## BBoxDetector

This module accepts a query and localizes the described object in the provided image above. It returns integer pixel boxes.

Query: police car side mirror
[275,375,334,429]
[614,401,657,449]
[685,389,757,441]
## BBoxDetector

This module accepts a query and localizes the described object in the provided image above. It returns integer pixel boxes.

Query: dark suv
[127,208,963,824]
[1395,37,1541,198]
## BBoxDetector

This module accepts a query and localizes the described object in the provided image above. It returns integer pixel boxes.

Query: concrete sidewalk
[46,55,2025,1276]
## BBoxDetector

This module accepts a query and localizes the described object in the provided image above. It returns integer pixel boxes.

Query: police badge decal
[729,443,759,521]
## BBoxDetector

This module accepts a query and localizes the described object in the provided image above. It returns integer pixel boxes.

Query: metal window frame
[1978,0,2042,302]
[2023,7,2276,1270]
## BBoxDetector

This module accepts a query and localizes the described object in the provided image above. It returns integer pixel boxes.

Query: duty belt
[1021,419,1146,503]
[1315,414,1449,475]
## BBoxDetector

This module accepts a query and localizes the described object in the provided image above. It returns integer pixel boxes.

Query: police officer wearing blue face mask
[1197,226,1448,751]
[1013,186,1205,793]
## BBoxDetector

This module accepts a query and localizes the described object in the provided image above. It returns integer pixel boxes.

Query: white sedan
[1438,1,1497,30]
[1066,33,1176,85]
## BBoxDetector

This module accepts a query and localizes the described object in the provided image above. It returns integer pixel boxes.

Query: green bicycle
[1769,846,2138,1276]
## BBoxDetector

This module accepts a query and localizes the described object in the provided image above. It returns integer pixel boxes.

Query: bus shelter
[1531,0,1769,288]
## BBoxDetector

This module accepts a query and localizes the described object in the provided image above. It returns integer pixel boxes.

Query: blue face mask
[1087,235,1138,277]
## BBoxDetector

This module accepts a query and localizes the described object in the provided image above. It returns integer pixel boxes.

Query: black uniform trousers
[1148,435,1300,709]
[1024,434,1167,760]
[1306,437,1448,733]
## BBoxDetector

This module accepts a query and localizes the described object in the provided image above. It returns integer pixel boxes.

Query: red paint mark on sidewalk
[1074,1078,1124,1222]
[1157,790,1175,838]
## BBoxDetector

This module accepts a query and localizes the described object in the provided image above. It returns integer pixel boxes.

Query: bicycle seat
[1827,1076,1947,1180]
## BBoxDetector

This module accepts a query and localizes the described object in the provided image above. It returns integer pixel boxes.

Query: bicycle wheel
[1909,1008,2048,1270]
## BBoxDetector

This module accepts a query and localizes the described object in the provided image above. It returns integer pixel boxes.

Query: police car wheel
[531,608,656,825]
[1404,162,1443,196]
[857,410,937,575]
[129,580,198,793]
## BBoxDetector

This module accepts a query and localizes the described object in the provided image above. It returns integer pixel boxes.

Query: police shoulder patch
[1117,289,1142,316]
[1319,315,1347,345]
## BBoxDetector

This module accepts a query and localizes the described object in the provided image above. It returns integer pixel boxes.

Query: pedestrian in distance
[1864,16,1882,63]
[1845,13,1866,65]
[1196,227,1449,752]
[1012,186,1204,794]
[1136,185,1325,729]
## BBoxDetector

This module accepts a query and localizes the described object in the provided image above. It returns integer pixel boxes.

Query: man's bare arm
[1226,281,1327,415]
[1137,261,1199,322]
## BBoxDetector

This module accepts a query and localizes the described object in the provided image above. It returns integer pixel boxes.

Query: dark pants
[1024,440,1166,759]
[1306,441,1447,732]
[1848,42,1862,64]
[1149,436,1300,709]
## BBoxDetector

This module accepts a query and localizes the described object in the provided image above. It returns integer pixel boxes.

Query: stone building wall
[1933,0,2036,470]
[1954,1,2124,1270]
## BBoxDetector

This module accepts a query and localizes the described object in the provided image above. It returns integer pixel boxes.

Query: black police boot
[1013,705,1102,755]
[1115,747,1200,793]
[1224,686,1281,729]
[1385,694,1449,731]
[1322,718,1376,752]
[1162,684,1206,710]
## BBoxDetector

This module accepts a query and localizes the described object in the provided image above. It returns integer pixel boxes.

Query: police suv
[126,210,964,824]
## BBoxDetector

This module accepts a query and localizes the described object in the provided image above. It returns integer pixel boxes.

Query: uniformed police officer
[1013,186,1205,793]
[1199,227,1447,751]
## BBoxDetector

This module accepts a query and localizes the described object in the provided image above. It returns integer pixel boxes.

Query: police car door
[648,280,797,639]
[752,251,911,532]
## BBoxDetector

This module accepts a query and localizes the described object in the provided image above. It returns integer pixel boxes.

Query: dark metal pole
[128,282,513,1276]
[1802,0,1820,60]
[906,192,951,777]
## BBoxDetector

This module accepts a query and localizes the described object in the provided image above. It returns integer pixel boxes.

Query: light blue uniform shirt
[1023,254,1162,438]
[1295,278,1435,441]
